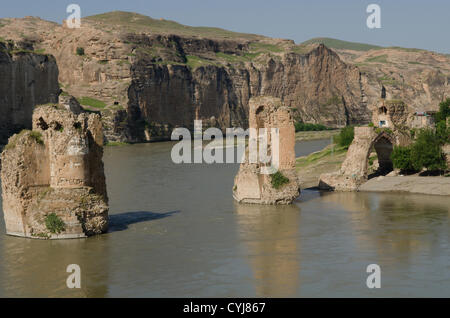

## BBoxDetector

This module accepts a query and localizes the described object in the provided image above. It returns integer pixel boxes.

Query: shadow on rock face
[108,210,179,232]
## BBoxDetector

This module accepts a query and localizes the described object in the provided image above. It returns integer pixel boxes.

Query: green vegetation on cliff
[78,96,107,109]
[301,37,382,51]
[85,11,264,40]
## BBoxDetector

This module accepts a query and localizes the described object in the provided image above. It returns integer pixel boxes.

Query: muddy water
[0,139,449,297]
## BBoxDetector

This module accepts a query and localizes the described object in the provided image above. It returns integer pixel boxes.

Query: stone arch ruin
[370,132,394,175]
[319,127,399,191]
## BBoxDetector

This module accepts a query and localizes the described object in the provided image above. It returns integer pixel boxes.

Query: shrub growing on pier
[45,213,66,234]
[270,171,290,189]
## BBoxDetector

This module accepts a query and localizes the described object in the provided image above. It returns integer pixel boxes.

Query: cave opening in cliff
[37,117,48,130]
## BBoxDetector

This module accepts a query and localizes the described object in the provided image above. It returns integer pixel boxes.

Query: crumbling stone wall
[233,96,300,204]
[1,105,108,239]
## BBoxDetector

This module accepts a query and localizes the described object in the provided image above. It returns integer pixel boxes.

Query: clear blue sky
[1,0,449,53]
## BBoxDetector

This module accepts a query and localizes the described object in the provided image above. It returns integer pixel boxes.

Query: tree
[434,98,450,122]
[410,129,447,171]
[436,120,449,144]
[333,126,354,147]
[391,145,415,172]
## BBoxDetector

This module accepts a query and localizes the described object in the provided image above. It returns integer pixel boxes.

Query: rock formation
[1,12,448,144]
[0,40,59,144]
[1,104,108,239]
[0,13,370,143]
[233,96,300,204]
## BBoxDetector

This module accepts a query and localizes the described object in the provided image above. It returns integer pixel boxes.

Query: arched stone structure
[371,133,394,175]
[319,127,397,191]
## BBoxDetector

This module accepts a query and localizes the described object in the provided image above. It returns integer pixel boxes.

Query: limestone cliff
[1,12,448,143]
[1,104,108,239]
[0,13,370,143]
[0,41,59,144]
[127,42,368,141]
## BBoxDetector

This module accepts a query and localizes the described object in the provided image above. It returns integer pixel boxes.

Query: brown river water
[0,139,449,297]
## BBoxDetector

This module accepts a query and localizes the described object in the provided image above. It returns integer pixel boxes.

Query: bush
[410,129,447,171]
[391,146,416,172]
[76,47,85,56]
[29,131,44,145]
[270,171,290,189]
[333,126,354,148]
[294,122,328,132]
[45,213,66,234]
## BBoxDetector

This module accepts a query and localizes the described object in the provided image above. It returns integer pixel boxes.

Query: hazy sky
[1,0,449,53]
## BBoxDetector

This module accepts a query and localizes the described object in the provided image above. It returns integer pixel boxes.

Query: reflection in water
[234,203,301,297]
[0,234,110,297]
[318,191,449,296]
[319,191,449,258]
[0,140,449,297]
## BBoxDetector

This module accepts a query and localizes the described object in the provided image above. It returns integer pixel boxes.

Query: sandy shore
[359,175,450,196]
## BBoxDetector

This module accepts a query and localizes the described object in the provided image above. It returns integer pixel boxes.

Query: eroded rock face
[0,41,59,144]
[233,96,300,204]
[2,14,448,144]
[127,44,369,141]
[1,105,108,239]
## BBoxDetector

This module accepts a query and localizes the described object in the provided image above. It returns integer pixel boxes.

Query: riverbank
[295,129,340,141]
[296,142,450,196]
[296,143,347,188]
[359,175,450,196]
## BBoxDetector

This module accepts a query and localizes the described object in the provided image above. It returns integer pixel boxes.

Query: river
[0,139,449,297]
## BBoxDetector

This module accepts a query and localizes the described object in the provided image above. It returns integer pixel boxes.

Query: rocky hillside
[0,40,59,144]
[0,12,448,143]
[305,38,450,114]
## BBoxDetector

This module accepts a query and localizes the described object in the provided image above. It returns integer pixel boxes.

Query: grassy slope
[301,37,382,51]
[296,144,347,188]
[85,11,264,40]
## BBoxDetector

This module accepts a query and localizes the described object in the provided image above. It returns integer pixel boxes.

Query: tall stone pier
[233,96,300,204]
[1,104,109,239]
